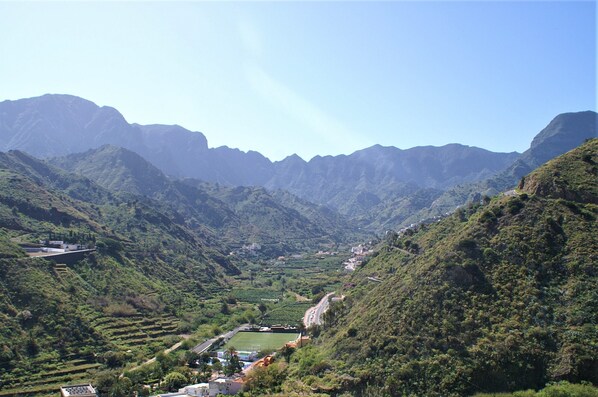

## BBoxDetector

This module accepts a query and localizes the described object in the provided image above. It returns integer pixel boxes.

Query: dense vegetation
[268,139,597,396]
[0,149,355,396]
[51,145,361,256]
[0,151,248,395]
[0,99,596,397]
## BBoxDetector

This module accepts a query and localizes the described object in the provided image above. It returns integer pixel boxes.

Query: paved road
[303,292,335,328]
[192,324,249,354]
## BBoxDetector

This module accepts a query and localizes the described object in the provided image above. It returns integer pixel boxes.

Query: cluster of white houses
[344,243,374,271]
[22,240,86,254]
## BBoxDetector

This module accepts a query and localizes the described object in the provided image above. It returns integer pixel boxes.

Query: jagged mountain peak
[1,94,595,231]
[277,153,306,164]
[530,110,597,150]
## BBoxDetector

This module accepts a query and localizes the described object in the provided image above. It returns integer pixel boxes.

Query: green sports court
[224,332,299,352]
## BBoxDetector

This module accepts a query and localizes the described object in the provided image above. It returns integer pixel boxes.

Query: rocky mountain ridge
[1,94,595,231]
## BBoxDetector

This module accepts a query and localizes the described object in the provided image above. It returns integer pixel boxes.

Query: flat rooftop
[60,384,97,397]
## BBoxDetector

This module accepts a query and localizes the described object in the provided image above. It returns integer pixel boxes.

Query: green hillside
[195,182,360,255]
[280,139,597,396]
[0,151,242,395]
[51,145,360,256]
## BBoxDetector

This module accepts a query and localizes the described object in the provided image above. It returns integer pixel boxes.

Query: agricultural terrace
[224,332,299,352]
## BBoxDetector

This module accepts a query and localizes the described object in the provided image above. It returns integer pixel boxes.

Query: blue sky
[0,1,595,161]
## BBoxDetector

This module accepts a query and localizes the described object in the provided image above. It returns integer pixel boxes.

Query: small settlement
[343,243,374,271]
[148,329,310,397]
[59,329,310,397]
[22,240,87,254]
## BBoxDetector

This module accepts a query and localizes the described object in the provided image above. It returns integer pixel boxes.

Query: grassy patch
[224,332,299,352]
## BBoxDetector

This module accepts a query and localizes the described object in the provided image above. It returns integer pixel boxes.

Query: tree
[258,303,267,318]
[25,334,39,356]
[94,370,117,396]
[183,350,199,368]
[197,361,212,383]
[163,371,187,392]
[279,344,295,363]
[212,357,223,373]
[102,351,126,368]
[110,376,133,397]
[220,302,230,315]
[224,347,243,376]
[244,362,288,395]
[156,351,176,372]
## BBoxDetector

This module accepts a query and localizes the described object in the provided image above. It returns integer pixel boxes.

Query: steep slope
[511,111,598,178]
[2,94,517,206]
[51,145,170,197]
[183,181,360,254]
[0,150,243,395]
[300,139,597,396]
[51,145,356,254]
[394,111,598,230]
[0,94,140,158]
[2,94,594,233]
[0,95,274,185]
[51,145,238,232]
[266,144,518,216]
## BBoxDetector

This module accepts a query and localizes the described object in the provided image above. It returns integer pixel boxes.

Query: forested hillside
[50,145,358,254]
[0,151,244,395]
[280,139,597,396]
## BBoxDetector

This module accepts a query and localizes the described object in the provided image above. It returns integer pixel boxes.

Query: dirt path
[124,336,189,374]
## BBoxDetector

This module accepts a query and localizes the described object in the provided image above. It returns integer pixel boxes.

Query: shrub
[163,371,188,391]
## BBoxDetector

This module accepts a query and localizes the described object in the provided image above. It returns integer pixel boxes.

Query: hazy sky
[0,1,595,161]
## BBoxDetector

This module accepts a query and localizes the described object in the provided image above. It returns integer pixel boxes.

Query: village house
[209,378,244,396]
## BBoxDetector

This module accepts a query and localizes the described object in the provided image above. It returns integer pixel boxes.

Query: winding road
[303,292,335,328]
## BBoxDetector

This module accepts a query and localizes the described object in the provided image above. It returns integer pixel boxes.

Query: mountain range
[297,138,598,396]
[5,94,595,232]
[49,145,358,254]
[0,93,596,396]
[0,94,596,233]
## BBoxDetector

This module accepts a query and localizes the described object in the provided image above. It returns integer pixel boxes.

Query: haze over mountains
[1,94,596,231]
[50,145,358,253]
[0,93,596,397]
[314,138,598,396]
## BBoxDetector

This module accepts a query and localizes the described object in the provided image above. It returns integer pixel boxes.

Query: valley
[0,97,595,397]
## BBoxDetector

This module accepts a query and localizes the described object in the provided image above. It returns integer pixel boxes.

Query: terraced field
[0,359,101,397]
[0,312,181,397]
[230,288,282,303]
[90,313,181,350]
[262,301,313,326]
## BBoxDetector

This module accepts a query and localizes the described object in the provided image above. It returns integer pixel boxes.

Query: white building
[216,350,257,362]
[151,379,243,397]
[179,383,210,397]
[208,378,244,396]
